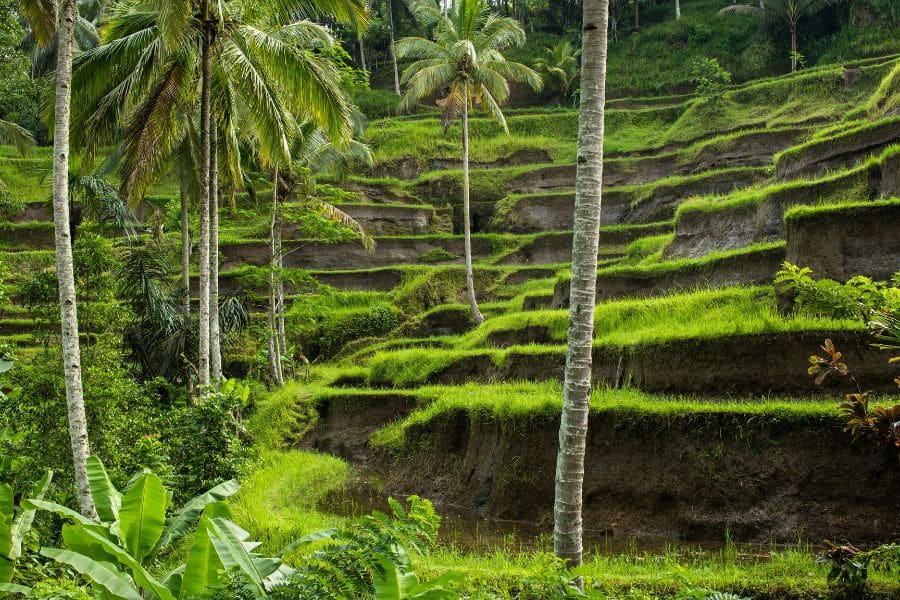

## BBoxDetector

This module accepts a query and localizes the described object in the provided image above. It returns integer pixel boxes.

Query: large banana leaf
[87,457,122,524]
[63,525,175,600]
[0,484,14,558]
[150,479,239,558]
[61,524,119,567]
[179,504,231,599]
[23,499,95,527]
[118,471,168,562]
[8,470,52,561]
[0,581,31,594]
[39,548,143,600]
[207,517,281,596]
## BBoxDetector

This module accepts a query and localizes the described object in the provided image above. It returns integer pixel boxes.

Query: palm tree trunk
[52,0,96,520]
[554,0,610,576]
[268,166,284,387]
[197,0,212,389]
[358,32,368,80]
[275,208,286,364]
[180,184,191,315]
[461,83,484,326]
[790,22,798,71]
[210,123,222,384]
[634,0,639,29]
[675,0,681,19]
[388,0,401,96]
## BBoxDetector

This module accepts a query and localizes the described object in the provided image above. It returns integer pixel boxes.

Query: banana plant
[0,470,53,595]
[30,457,296,599]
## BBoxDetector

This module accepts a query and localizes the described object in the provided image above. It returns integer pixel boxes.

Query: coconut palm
[19,0,97,519]
[719,0,840,71]
[533,40,581,105]
[397,0,541,325]
[554,0,610,578]
[68,0,366,387]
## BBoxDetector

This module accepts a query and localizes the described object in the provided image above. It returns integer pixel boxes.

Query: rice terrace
[0,0,898,598]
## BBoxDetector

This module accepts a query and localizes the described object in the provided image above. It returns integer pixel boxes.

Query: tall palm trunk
[180,184,191,315]
[634,0,639,28]
[268,166,284,387]
[197,0,212,388]
[358,32,368,79]
[789,22,798,71]
[388,0,401,96]
[275,208,286,363]
[675,0,681,19]
[554,0,609,575]
[460,83,484,326]
[52,0,96,520]
[210,124,222,384]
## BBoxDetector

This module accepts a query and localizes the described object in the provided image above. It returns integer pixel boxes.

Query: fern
[271,497,443,599]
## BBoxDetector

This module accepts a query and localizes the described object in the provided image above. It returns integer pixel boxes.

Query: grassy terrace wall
[304,384,900,544]
[667,147,897,259]
[775,116,900,180]
[786,198,900,281]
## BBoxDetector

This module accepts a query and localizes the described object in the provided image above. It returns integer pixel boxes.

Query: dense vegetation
[1,0,899,598]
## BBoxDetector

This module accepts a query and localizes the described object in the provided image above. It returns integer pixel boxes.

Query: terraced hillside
[2,56,899,550]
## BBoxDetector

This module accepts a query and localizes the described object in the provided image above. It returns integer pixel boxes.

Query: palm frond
[19,0,57,47]
[0,119,36,156]
[318,202,376,252]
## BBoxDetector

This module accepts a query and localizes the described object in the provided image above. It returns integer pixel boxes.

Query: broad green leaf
[151,480,238,557]
[119,471,167,562]
[0,556,13,584]
[373,556,418,600]
[180,513,223,599]
[87,457,121,524]
[62,524,118,566]
[0,485,12,558]
[64,526,175,600]
[40,548,143,600]
[0,582,30,594]
[207,518,280,596]
[23,499,94,526]
[8,470,52,560]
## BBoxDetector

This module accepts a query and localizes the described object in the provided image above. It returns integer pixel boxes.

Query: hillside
[1,11,900,598]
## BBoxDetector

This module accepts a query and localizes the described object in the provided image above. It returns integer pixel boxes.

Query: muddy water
[319,473,788,561]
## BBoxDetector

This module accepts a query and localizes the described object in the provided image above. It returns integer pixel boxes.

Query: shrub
[775,263,900,320]
[691,57,732,105]
[317,304,400,358]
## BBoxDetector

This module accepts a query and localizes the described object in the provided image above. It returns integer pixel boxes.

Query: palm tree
[19,0,104,77]
[553,0,609,578]
[19,0,97,519]
[719,0,840,71]
[387,0,401,96]
[533,40,581,105]
[397,0,541,325]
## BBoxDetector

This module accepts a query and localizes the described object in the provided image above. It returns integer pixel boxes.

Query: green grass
[774,115,900,171]
[459,285,861,350]
[784,196,900,221]
[595,242,785,278]
[229,449,350,553]
[420,543,900,599]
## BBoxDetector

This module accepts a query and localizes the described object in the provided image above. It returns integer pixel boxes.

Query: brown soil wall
[786,202,900,282]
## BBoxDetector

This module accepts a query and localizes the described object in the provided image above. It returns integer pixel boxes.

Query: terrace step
[367,330,897,395]
[551,245,786,306]
[667,150,895,260]
[503,128,807,194]
[494,167,767,233]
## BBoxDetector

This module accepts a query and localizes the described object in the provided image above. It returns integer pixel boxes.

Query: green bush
[775,263,900,320]
[317,304,400,358]
[691,57,732,105]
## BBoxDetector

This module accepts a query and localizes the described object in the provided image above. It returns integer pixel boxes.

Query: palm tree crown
[397,0,542,130]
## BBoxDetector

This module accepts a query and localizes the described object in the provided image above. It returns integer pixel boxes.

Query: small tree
[534,40,582,105]
[691,57,732,106]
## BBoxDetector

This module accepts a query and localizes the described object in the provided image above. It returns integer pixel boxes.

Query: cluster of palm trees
[21,0,368,518]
